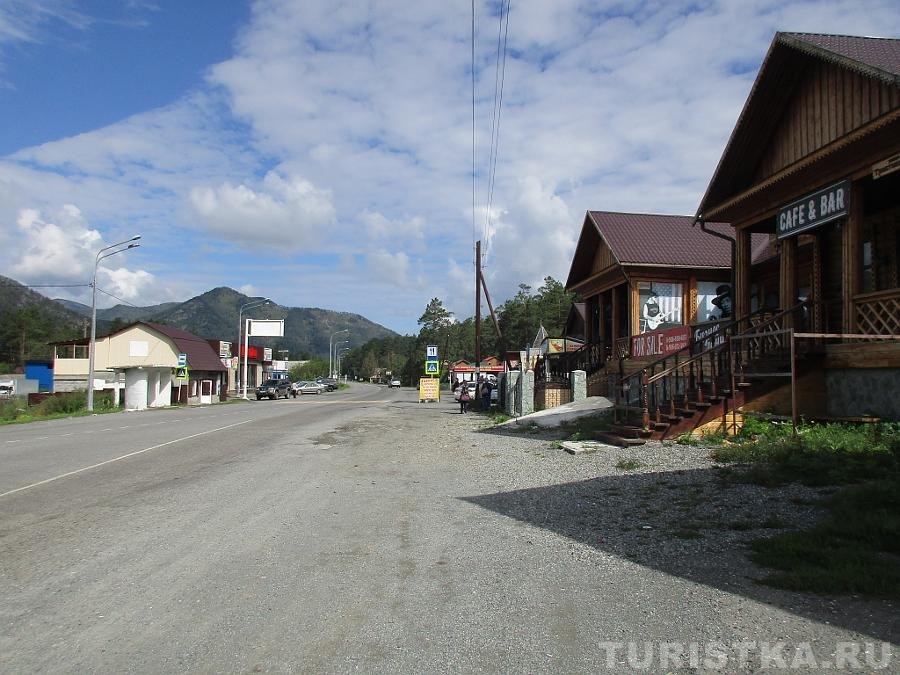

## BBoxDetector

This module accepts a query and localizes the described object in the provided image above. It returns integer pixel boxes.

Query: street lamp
[329,328,349,378]
[333,339,350,379]
[87,235,141,412]
[336,346,351,379]
[237,298,270,396]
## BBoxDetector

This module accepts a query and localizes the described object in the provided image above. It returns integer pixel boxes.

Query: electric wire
[484,0,510,264]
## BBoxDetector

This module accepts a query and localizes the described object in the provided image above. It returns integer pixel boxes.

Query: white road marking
[5,439,21,444]
[0,419,254,500]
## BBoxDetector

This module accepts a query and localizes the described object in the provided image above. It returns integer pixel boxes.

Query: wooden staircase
[599,302,813,446]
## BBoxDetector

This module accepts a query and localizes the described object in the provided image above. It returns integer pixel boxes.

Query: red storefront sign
[239,345,260,360]
[630,325,691,359]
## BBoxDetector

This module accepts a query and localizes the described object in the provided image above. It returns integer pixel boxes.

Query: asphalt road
[0,383,401,670]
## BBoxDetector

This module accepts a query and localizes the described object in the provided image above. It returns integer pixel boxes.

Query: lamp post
[336,346,351,379]
[332,339,350,378]
[329,328,349,378]
[87,235,141,412]
[237,298,270,396]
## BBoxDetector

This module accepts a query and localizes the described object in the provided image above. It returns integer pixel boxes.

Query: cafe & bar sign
[776,179,850,239]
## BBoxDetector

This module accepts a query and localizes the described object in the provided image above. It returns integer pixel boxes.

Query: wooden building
[696,32,900,418]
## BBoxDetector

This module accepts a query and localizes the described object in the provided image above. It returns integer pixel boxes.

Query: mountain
[3,277,397,363]
[0,275,87,368]
[1,276,86,330]
[53,298,181,322]
[152,287,397,358]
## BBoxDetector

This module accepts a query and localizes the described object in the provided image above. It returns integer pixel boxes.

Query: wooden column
[842,181,862,333]
[780,236,798,322]
[735,228,751,320]
[811,234,823,332]
[611,285,620,341]
[597,294,605,344]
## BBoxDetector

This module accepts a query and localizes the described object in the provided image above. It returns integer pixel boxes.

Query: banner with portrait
[697,282,732,323]
[638,282,682,333]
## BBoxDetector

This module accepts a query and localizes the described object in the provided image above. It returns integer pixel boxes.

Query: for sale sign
[630,325,691,359]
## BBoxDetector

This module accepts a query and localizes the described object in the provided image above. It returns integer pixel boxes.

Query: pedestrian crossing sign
[424,361,439,375]
[175,366,189,380]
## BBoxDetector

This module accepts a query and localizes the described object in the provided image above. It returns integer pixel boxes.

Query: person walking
[458,382,470,414]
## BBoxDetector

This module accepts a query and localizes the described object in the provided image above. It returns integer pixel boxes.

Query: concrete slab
[498,395,613,429]
[560,440,618,455]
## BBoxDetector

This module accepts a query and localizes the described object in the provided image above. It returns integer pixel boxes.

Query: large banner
[697,282,732,323]
[631,325,691,359]
[638,282,682,333]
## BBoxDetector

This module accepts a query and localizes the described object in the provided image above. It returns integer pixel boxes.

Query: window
[696,282,732,323]
[637,282,683,333]
[860,174,899,294]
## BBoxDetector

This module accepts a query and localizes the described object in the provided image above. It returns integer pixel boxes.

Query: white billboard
[247,319,284,337]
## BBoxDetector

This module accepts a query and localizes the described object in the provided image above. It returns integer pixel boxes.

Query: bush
[35,391,86,415]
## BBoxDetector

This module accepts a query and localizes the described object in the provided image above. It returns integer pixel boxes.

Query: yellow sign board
[418,377,440,402]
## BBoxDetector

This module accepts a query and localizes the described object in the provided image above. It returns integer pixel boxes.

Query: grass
[749,480,900,599]
[712,417,900,599]
[615,458,644,471]
[562,411,612,442]
[0,391,119,425]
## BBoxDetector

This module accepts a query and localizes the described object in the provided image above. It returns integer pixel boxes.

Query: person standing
[480,378,492,411]
[459,382,470,414]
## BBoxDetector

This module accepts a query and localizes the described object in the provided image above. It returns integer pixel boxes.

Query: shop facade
[696,32,900,418]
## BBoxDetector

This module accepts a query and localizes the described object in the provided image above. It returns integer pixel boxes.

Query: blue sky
[1,0,899,336]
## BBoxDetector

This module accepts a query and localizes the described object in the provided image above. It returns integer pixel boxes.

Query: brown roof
[697,32,900,219]
[144,323,227,372]
[587,211,732,267]
[781,33,900,81]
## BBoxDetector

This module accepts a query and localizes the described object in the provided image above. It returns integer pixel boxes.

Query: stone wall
[825,368,900,420]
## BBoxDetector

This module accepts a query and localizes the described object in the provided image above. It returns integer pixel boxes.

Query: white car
[389,379,401,388]
[294,381,326,395]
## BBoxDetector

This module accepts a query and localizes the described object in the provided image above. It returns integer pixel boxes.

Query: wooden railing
[855,288,900,336]
[613,302,812,428]
[546,341,610,378]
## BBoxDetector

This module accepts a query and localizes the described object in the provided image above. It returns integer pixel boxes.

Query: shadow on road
[461,467,899,643]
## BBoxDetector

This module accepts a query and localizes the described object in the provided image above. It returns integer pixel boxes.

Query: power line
[471,0,477,250]
[484,0,510,267]
[0,281,90,289]
[95,287,139,308]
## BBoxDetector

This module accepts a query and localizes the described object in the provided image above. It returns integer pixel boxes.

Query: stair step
[665,414,683,423]
[610,424,642,438]
[650,422,670,432]
[596,432,647,447]
[676,408,696,418]
[693,401,712,409]
[737,382,753,389]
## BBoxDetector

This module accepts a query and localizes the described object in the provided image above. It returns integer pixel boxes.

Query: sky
[1,0,899,335]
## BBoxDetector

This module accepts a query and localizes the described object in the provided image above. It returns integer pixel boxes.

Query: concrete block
[504,371,519,417]
[571,369,587,402]
[517,370,534,417]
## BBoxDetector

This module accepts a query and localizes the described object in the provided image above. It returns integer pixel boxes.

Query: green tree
[289,357,329,381]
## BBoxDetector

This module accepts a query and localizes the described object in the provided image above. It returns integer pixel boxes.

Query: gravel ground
[334,395,899,672]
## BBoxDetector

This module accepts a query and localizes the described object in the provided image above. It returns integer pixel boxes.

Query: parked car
[257,378,292,400]
[316,377,338,391]
[388,379,401,388]
[295,381,326,395]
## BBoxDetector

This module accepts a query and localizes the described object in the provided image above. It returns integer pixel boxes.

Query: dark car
[256,378,292,400]
[316,377,338,391]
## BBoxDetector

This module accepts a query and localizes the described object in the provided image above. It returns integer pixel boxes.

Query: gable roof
[697,32,900,219]
[587,211,734,267]
[144,322,227,372]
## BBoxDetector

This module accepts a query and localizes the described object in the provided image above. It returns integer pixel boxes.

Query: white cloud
[367,249,411,286]
[9,205,169,306]
[190,170,335,249]
[3,0,900,333]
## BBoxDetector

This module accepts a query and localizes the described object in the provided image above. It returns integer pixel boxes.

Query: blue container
[24,360,53,392]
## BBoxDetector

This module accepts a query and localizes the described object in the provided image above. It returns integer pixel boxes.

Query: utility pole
[475,240,481,380]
